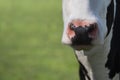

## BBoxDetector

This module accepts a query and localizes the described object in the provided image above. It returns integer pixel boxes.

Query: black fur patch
[79,62,91,80]
[105,0,120,79]
[106,0,114,37]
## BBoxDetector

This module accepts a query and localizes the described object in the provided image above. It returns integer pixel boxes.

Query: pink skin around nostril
[88,28,98,39]
[67,26,75,39]
[88,24,98,39]
[67,20,97,39]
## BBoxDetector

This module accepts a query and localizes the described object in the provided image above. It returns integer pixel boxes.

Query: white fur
[62,0,119,80]
[75,50,94,80]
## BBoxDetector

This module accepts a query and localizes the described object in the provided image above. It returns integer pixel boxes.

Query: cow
[61,0,120,80]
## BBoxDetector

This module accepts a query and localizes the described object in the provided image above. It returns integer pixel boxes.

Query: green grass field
[0,0,79,80]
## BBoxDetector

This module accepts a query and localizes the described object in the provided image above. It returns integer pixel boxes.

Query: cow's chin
[71,44,93,51]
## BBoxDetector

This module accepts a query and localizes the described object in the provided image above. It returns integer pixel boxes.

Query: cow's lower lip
[71,44,93,50]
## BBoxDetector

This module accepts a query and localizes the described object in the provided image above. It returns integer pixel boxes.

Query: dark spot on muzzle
[70,23,96,45]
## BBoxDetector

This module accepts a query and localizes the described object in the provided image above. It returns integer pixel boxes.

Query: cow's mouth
[71,44,93,50]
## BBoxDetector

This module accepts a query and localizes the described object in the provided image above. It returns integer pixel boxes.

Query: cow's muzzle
[67,20,98,50]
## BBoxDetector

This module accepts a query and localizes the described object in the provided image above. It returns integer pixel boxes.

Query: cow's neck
[74,35,111,80]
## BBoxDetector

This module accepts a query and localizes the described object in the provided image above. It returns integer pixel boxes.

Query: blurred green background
[0,0,78,80]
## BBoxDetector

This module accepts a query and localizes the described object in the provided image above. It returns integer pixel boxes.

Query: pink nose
[67,20,98,45]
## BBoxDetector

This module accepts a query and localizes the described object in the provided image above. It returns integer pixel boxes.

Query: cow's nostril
[87,23,98,39]
[70,23,76,30]
[88,23,97,33]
